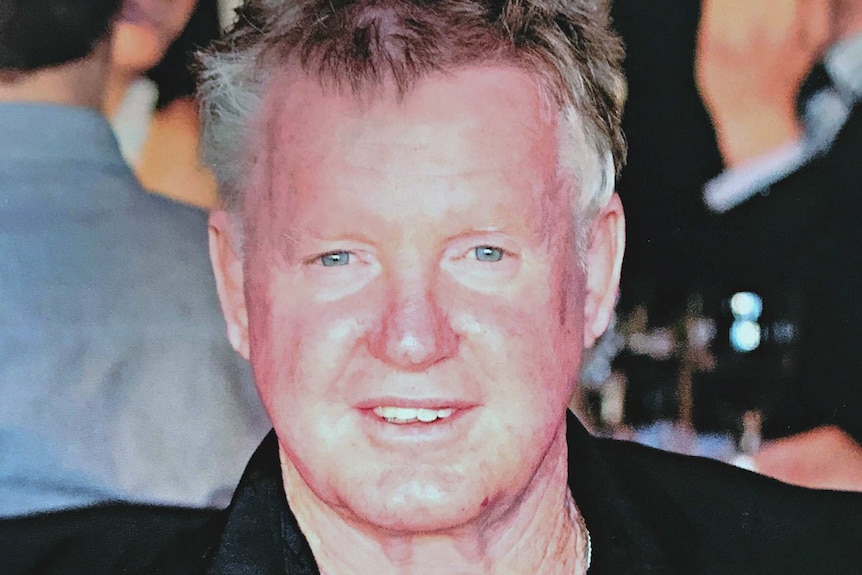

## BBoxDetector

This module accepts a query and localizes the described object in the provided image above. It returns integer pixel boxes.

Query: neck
[280,430,589,575]
[0,40,112,109]
[103,67,139,120]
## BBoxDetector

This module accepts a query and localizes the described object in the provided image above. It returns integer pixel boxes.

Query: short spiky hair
[0,0,122,71]
[198,0,626,223]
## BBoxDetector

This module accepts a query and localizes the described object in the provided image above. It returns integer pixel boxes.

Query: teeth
[373,406,455,424]
[416,409,437,422]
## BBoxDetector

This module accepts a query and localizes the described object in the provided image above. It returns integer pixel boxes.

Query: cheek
[450,290,572,474]
[450,276,581,391]
[246,273,377,403]
[243,266,300,405]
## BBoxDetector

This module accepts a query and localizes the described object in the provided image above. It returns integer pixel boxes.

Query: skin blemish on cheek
[481,497,490,508]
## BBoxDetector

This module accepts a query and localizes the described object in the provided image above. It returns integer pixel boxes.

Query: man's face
[211,65,622,533]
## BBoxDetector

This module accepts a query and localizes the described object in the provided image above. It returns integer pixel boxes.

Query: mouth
[356,400,479,444]
[372,406,456,424]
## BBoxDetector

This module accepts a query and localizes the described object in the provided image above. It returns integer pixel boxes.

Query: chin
[349,476,492,534]
[362,502,486,535]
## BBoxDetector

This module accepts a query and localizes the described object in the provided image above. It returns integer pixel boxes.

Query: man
[129,0,862,572]
[0,0,269,515]
[6,0,862,573]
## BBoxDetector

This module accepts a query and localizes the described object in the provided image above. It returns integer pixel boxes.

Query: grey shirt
[0,103,270,516]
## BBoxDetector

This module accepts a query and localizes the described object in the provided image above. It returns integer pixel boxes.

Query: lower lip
[357,407,479,446]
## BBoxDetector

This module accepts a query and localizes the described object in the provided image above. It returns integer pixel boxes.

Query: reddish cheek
[466,283,581,394]
[456,292,554,368]
[247,314,299,405]
[263,290,379,376]
[244,278,303,394]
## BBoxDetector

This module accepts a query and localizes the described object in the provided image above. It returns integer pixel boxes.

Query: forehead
[251,65,571,234]
[271,64,549,139]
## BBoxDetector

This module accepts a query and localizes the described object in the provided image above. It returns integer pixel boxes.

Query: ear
[582,193,625,349]
[209,210,250,360]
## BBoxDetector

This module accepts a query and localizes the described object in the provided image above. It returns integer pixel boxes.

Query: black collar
[205,412,687,574]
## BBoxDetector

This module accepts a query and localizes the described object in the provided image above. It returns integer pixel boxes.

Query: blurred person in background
[697,0,862,491]
[601,0,862,490]
[0,0,269,516]
[603,1,733,454]
[106,0,220,208]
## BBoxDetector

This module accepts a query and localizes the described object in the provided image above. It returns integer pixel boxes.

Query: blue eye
[320,251,350,266]
[474,246,504,262]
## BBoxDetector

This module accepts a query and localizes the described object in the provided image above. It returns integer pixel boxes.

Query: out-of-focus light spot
[772,321,798,344]
[731,320,761,352]
[687,317,717,349]
[628,328,675,360]
[730,292,763,321]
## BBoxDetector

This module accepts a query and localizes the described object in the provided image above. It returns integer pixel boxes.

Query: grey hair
[197,0,626,234]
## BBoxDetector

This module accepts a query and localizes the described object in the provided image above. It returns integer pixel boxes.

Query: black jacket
[5,412,862,574]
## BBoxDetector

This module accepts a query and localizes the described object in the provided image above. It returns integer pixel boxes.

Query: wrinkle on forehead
[251,64,578,249]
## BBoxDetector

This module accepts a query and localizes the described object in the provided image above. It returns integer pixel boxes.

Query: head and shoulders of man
[187,0,862,572]
[199,1,623,572]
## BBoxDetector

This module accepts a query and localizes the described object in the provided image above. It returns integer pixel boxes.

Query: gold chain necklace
[568,495,592,574]
[578,506,592,572]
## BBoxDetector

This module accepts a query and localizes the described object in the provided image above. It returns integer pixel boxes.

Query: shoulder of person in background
[753,425,862,492]
[0,504,217,575]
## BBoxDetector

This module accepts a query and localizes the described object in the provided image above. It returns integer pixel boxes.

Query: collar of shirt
[200,413,681,575]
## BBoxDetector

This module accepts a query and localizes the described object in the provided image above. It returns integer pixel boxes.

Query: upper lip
[354,397,479,410]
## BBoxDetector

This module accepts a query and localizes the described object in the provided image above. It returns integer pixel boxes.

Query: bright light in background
[730,291,762,321]
[730,292,763,353]
[731,320,761,352]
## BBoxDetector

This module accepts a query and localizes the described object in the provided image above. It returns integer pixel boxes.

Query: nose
[369,278,459,371]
